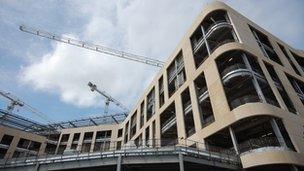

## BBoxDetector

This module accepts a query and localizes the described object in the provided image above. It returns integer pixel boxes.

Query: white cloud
[19,0,304,111]
[20,0,205,109]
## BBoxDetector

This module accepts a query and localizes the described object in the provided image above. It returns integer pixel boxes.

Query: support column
[270,118,287,148]
[35,163,40,171]
[179,153,184,171]
[116,155,122,171]
[229,127,239,155]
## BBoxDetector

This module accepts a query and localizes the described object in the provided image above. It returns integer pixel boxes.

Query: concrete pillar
[35,163,40,171]
[65,133,74,150]
[270,118,287,148]
[188,81,203,132]
[5,136,20,159]
[175,95,186,143]
[116,155,122,171]
[90,131,97,152]
[55,133,63,154]
[179,153,184,171]
[76,132,84,152]
[155,115,161,147]
[229,127,239,155]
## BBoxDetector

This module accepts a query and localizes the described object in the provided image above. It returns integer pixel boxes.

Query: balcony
[221,63,251,83]
[161,116,176,133]
[238,136,286,154]
[192,20,233,54]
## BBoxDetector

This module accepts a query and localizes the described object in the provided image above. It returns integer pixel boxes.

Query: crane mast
[88,82,129,115]
[19,25,164,68]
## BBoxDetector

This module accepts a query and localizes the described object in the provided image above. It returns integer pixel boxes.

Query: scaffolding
[0,109,57,135]
[0,109,126,135]
[48,113,126,130]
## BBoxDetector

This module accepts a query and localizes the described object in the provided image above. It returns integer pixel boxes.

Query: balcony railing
[230,95,260,109]
[192,21,232,53]
[0,139,241,169]
[238,136,288,154]
[161,116,176,133]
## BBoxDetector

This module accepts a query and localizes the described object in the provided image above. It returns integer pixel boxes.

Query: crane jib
[19,25,164,68]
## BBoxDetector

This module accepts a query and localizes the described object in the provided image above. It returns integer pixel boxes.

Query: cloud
[19,0,205,109]
[19,0,304,111]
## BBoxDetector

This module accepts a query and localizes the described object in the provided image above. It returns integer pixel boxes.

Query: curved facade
[1,1,304,171]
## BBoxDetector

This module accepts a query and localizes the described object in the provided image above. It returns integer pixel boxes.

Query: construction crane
[19,25,164,68]
[88,82,129,115]
[0,90,24,114]
[0,90,53,123]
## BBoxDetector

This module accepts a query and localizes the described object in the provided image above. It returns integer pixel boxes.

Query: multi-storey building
[1,1,304,171]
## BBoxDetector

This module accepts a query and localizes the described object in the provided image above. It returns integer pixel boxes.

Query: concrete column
[116,155,122,171]
[175,95,186,143]
[55,133,63,154]
[155,115,161,147]
[65,133,74,150]
[90,131,97,152]
[229,127,239,155]
[5,135,19,159]
[76,132,84,152]
[270,118,287,148]
[35,163,40,171]
[179,153,184,171]
[188,81,203,132]
[38,140,47,156]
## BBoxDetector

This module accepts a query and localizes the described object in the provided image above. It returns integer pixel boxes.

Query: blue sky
[0,0,303,124]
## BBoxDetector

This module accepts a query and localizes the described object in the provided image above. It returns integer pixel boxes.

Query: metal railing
[238,136,287,154]
[0,138,241,168]
[230,95,260,109]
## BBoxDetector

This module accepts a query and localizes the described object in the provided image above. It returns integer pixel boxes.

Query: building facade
[1,1,304,170]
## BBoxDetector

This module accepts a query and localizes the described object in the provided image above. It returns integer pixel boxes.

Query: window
[0,134,14,146]
[96,130,112,140]
[60,134,70,142]
[130,111,137,138]
[139,101,145,128]
[45,143,56,154]
[116,141,121,150]
[290,51,304,73]
[264,63,297,114]
[216,50,279,109]
[250,26,282,65]
[159,76,165,108]
[287,75,304,105]
[72,133,80,142]
[94,130,112,152]
[146,88,155,121]
[28,141,41,152]
[124,121,129,144]
[145,127,150,147]
[17,138,30,149]
[117,128,123,138]
[0,148,7,159]
[83,132,93,141]
[160,103,177,146]
[194,74,215,127]
[277,43,301,75]
[181,88,195,137]
[190,10,238,68]
[167,52,186,97]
